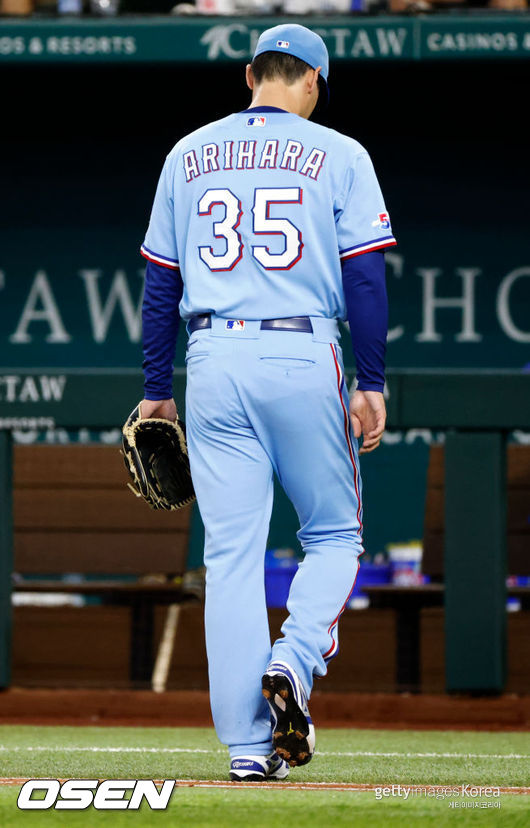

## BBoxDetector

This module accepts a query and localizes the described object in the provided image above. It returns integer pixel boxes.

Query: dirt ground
[1,689,529,731]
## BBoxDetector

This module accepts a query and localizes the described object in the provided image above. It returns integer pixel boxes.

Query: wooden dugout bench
[365,444,530,693]
[10,445,194,687]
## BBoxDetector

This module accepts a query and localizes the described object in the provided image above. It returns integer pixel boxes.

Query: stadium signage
[385,256,530,345]
[1,262,529,373]
[0,34,136,57]
[17,779,175,810]
[0,375,66,404]
[425,30,521,54]
[200,23,410,61]
[0,17,530,64]
[0,268,144,352]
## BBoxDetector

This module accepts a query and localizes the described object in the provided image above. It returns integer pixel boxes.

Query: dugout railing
[1,369,530,693]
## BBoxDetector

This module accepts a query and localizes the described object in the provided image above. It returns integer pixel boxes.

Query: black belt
[188,315,313,334]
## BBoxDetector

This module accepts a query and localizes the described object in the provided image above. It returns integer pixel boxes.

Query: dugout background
[1,56,530,560]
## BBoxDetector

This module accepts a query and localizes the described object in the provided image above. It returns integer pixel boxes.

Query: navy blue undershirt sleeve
[341,250,388,393]
[142,260,183,401]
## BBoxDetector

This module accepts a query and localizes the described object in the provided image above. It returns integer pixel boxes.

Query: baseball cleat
[229,751,290,782]
[262,660,315,767]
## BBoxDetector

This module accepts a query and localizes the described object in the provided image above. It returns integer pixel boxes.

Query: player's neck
[249,82,307,118]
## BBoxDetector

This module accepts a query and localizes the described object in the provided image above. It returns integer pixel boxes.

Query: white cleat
[229,751,290,781]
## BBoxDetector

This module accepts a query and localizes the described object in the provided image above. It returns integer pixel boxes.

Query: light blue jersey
[141,107,396,320]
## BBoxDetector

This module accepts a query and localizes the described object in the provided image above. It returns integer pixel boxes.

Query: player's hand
[140,398,177,422]
[349,390,386,454]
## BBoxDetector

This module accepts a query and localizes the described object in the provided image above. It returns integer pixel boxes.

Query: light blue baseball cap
[252,23,330,104]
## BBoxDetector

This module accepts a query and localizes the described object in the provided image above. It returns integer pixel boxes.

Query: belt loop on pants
[187,314,314,335]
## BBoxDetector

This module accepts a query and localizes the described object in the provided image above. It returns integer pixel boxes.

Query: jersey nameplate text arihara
[183,140,326,183]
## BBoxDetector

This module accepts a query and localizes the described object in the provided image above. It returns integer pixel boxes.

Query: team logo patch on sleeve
[247,116,266,127]
[372,212,390,230]
[225,320,246,330]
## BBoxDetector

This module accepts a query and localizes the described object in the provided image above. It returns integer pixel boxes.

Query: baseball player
[139,24,396,780]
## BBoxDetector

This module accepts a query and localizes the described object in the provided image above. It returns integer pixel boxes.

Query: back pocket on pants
[259,357,315,370]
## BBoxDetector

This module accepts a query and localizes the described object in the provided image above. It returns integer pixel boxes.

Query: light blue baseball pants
[185,316,363,758]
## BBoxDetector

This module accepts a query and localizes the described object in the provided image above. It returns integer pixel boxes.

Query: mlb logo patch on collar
[247,116,266,127]
[225,320,246,331]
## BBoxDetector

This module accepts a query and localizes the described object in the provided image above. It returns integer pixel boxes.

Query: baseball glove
[122,403,195,510]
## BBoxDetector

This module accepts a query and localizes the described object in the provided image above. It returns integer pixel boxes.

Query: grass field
[0,725,528,825]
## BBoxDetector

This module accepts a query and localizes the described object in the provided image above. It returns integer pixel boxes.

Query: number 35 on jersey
[197,187,303,272]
